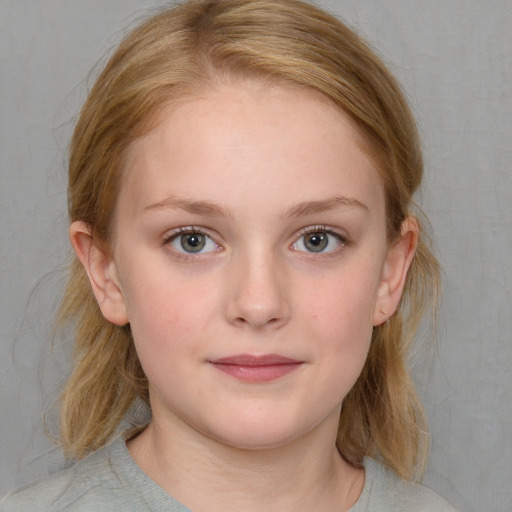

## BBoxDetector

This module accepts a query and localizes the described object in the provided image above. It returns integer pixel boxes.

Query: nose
[225,250,291,330]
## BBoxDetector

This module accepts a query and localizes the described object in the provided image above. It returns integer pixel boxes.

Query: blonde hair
[57,0,439,481]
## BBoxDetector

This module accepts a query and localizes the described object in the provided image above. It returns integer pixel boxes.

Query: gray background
[1,1,511,511]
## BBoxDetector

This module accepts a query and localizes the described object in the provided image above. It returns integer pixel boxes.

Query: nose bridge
[226,243,290,329]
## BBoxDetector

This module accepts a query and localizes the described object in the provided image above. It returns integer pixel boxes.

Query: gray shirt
[1,438,456,511]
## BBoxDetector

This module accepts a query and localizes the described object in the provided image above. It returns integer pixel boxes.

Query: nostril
[224,265,291,329]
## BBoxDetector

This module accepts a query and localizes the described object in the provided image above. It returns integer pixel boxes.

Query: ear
[372,217,418,326]
[69,221,129,326]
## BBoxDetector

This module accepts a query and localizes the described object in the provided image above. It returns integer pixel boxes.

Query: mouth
[209,354,303,383]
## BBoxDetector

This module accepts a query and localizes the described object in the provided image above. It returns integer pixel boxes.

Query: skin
[71,80,417,512]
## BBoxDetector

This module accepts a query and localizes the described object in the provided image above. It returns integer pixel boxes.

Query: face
[77,81,414,451]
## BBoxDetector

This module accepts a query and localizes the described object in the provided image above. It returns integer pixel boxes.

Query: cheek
[298,268,379,388]
[121,267,219,366]
[301,270,379,338]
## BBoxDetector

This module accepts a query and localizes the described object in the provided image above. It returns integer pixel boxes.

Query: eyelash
[293,225,349,255]
[162,224,349,262]
[162,226,221,263]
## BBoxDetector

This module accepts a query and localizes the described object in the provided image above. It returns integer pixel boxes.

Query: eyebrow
[144,197,232,217]
[284,196,369,217]
[144,195,368,218]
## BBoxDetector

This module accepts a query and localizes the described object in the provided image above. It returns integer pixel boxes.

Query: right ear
[69,221,129,326]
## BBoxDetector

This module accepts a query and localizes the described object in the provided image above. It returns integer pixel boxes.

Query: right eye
[167,229,219,254]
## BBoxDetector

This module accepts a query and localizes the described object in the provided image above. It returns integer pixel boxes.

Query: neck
[127,413,364,512]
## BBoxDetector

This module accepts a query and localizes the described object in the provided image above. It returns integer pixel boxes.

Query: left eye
[293,230,344,253]
[169,231,218,254]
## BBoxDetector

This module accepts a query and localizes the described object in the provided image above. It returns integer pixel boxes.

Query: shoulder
[0,438,147,512]
[351,457,458,512]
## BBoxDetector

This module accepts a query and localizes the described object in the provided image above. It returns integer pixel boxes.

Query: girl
[2,0,456,510]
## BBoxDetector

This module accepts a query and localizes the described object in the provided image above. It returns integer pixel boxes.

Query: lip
[209,354,303,383]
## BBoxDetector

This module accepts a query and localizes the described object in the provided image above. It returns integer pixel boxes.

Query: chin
[201,415,315,452]
[214,432,300,452]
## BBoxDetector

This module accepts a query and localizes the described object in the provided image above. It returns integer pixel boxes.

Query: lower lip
[210,362,302,382]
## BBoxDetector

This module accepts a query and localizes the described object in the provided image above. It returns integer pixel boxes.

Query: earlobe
[372,217,418,326]
[69,221,129,326]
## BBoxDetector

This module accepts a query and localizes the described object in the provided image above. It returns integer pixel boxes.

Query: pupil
[305,232,327,252]
[181,233,205,253]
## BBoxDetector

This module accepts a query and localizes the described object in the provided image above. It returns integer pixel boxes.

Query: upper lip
[210,354,302,366]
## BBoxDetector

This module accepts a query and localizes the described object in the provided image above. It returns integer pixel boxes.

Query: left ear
[372,216,418,326]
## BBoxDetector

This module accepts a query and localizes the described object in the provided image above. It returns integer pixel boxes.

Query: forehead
[119,81,384,220]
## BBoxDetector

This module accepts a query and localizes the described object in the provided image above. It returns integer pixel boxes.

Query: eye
[167,229,219,254]
[293,228,346,253]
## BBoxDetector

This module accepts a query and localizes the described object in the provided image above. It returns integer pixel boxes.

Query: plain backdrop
[1,1,511,511]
